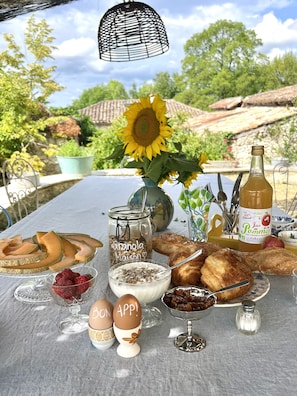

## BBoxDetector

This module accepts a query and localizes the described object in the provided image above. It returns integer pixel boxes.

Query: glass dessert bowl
[162,286,216,352]
[108,260,171,328]
[46,266,98,334]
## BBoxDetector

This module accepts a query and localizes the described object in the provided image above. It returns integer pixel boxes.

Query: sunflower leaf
[146,153,169,183]
[105,145,125,160]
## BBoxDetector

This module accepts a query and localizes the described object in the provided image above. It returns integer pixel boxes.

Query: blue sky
[0,0,296,107]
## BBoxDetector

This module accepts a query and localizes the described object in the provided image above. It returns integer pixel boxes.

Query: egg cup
[113,323,142,358]
[88,325,115,351]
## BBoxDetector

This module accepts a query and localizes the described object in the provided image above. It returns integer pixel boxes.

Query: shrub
[56,139,92,157]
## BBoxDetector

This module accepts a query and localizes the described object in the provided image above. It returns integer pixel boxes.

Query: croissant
[152,232,220,256]
[168,248,207,287]
[200,248,253,301]
[244,247,297,275]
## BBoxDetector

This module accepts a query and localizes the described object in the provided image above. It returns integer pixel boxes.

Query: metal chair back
[0,205,13,231]
[2,157,39,223]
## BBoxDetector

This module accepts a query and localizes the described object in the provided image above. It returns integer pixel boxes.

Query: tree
[90,116,126,170]
[0,15,65,161]
[50,106,97,146]
[71,80,128,109]
[152,72,178,98]
[129,81,154,98]
[263,52,297,90]
[178,19,269,109]
[129,73,178,99]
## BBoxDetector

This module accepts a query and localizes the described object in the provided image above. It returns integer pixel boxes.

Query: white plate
[215,272,270,308]
[272,216,296,229]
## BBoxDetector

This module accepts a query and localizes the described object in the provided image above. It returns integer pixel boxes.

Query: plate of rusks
[153,233,297,307]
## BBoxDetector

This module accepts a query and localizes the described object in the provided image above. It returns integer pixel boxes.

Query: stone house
[79,98,204,128]
[79,87,297,167]
[185,85,297,166]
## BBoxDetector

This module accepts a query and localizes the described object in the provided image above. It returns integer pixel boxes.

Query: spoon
[217,173,228,205]
[159,249,203,275]
[141,189,147,212]
[206,279,250,299]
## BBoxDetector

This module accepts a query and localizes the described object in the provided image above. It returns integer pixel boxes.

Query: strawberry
[74,274,93,295]
[52,278,75,300]
[57,268,77,282]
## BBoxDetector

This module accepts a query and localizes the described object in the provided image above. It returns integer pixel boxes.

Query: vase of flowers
[128,177,174,232]
[109,94,207,232]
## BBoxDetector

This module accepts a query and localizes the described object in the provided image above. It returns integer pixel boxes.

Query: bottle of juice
[238,146,273,252]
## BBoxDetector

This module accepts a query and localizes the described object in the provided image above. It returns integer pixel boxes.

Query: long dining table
[0,174,296,396]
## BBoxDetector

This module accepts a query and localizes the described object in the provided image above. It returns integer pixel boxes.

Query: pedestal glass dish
[108,260,171,328]
[46,266,98,334]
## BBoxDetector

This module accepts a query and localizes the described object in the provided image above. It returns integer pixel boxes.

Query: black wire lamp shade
[98,1,169,62]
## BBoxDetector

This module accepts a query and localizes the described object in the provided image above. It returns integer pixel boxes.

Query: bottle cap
[242,300,255,312]
[251,146,264,155]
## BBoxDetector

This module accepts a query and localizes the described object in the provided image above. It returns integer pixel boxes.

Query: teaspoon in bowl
[158,248,203,275]
[206,279,250,299]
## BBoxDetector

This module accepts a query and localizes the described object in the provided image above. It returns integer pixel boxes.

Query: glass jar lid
[108,205,150,220]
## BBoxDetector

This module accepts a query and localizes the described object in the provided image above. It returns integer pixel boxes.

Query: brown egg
[89,298,114,330]
[113,294,142,330]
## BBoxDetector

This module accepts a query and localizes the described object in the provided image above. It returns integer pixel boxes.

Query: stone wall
[231,115,297,166]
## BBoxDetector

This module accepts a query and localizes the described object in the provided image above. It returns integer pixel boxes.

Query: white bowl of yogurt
[108,260,171,304]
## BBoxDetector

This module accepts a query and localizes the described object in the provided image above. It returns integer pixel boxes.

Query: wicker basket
[98,1,169,62]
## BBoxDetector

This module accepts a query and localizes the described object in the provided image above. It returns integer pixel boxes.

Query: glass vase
[128,177,174,232]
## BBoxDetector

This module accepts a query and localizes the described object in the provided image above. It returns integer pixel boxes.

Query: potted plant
[56,139,94,177]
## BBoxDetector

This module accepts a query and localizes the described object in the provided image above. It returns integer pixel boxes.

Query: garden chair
[0,205,13,231]
[272,162,290,213]
[2,157,39,223]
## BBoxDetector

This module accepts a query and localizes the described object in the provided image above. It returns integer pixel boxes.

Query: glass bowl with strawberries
[46,266,98,334]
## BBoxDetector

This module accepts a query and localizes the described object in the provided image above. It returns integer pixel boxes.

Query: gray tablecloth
[0,175,296,396]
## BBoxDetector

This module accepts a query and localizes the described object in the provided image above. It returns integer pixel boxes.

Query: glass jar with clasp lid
[108,206,152,266]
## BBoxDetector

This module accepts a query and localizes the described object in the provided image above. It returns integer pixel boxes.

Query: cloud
[1,0,297,107]
[255,12,297,56]
[54,37,95,57]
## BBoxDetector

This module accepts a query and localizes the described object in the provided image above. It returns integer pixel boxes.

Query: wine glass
[161,286,216,352]
[46,266,98,334]
[108,260,171,329]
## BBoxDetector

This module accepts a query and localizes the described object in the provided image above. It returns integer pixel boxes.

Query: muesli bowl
[108,259,171,329]
[161,286,217,352]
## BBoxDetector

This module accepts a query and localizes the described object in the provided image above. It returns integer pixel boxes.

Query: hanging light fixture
[98,0,169,62]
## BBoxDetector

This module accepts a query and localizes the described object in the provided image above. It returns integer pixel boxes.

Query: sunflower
[118,95,173,161]
[108,95,207,187]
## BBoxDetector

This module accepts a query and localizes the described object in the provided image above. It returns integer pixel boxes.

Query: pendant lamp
[98,0,169,62]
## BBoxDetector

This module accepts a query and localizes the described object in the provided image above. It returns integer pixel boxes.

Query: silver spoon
[141,189,147,212]
[206,279,250,299]
[217,173,228,205]
[158,249,203,275]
